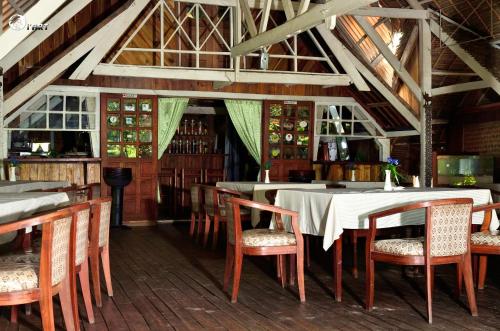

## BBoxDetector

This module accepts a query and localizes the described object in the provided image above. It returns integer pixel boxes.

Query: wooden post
[419,19,432,187]
[0,66,6,180]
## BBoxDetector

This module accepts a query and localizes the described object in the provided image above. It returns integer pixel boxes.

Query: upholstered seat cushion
[0,262,39,293]
[374,237,424,256]
[0,253,39,264]
[242,229,296,247]
[471,232,500,246]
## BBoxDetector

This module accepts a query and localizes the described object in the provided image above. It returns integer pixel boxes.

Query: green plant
[264,160,272,170]
[382,157,404,184]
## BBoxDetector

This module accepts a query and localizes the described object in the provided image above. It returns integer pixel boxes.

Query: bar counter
[15,158,101,185]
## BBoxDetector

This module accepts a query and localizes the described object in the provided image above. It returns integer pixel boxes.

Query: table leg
[333,235,342,302]
[22,233,32,253]
[289,254,296,286]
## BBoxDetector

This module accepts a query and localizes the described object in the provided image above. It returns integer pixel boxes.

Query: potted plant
[382,157,402,191]
[264,161,272,183]
[8,156,20,182]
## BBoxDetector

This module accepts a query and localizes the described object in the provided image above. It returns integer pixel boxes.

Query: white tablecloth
[0,180,70,193]
[275,188,499,250]
[216,182,327,226]
[312,180,390,189]
[0,192,70,244]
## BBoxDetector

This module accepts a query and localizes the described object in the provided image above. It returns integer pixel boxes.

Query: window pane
[81,97,96,112]
[107,144,121,157]
[123,130,137,143]
[28,95,47,111]
[107,99,120,112]
[138,114,152,127]
[7,112,46,129]
[297,135,309,146]
[49,114,63,129]
[124,98,136,112]
[66,96,79,112]
[107,115,120,127]
[66,114,79,129]
[123,145,137,158]
[139,130,152,143]
[81,114,95,130]
[107,130,121,143]
[139,99,152,112]
[124,115,136,127]
[139,145,152,158]
[49,95,63,111]
[269,104,282,117]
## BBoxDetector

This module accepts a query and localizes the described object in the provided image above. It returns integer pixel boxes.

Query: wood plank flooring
[1,223,499,330]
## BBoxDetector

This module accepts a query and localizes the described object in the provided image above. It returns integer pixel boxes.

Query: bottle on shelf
[198,120,203,135]
[191,119,196,135]
[183,119,188,135]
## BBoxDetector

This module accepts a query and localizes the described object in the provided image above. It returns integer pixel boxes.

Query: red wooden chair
[0,208,76,330]
[189,183,204,239]
[223,197,305,303]
[365,198,477,324]
[88,197,113,307]
[470,202,500,289]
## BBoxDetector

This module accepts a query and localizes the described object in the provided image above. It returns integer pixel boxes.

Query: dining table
[0,192,70,245]
[274,187,499,301]
[0,180,70,193]
[216,181,327,226]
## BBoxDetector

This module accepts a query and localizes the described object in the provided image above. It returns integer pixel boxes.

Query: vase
[351,170,356,182]
[9,166,16,182]
[384,169,392,191]
[264,169,270,183]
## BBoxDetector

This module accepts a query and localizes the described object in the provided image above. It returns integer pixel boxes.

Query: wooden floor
[1,223,499,330]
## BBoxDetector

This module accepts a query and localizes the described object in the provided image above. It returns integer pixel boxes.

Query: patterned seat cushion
[374,237,424,256]
[0,262,39,293]
[242,229,296,247]
[0,253,39,264]
[471,232,500,247]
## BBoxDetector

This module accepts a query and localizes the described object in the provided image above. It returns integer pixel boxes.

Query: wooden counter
[14,158,101,185]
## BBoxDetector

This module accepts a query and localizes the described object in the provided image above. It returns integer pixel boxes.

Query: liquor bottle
[198,139,203,154]
[191,119,195,135]
[198,120,203,135]
[171,139,176,154]
[193,140,197,154]
[183,119,188,135]
[185,139,190,154]
[178,139,183,154]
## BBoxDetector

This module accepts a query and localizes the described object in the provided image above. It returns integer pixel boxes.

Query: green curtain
[224,99,262,165]
[157,97,189,159]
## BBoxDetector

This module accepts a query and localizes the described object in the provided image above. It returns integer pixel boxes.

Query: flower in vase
[383,157,403,184]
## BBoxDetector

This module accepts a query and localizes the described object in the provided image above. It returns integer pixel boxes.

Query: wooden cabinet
[262,100,314,181]
[159,154,225,219]
[100,93,158,224]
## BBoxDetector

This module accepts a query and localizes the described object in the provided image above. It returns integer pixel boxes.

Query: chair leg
[101,245,113,297]
[478,255,488,290]
[25,303,31,316]
[279,255,287,288]
[365,252,375,311]
[455,262,463,298]
[305,235,311,268]
[10,306,18,323]
[333,236,342,302]
[463,254,478,317]
[79,260,95,324]
[70,263,80,331]
[352,232,358,279]
[430,266,435,294]
[296,252,306,302]
[197,212,203,242]
[189,212,196,237]
[59,276,76,331]
[289,255,296,286]
[425,264,433,324]
[203,214,211,248]
[231,251,243,303]
[223,243,234,292]
[39,291,55,331]
[212,215,220,250]
[90,252,102,307]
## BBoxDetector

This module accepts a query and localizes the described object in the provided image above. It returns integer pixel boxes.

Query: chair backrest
[70,202,91,266]
[190,184,202,213]
[427,199,473,257]
[204,186,216,217]
[89,197,112,248]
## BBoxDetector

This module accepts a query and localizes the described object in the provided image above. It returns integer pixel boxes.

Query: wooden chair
[189,184,204,239]
[470,202,500,289]
[223,197,305,303]
[203,186,250,249]
[365,198,477,324]
[0,208,76,330]
[44,184,96,203]
[3,202,95,329]
[88,197,113,307]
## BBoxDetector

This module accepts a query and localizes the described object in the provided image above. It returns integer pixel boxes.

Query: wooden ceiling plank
[69,0,151,80]
[231,0,377,57]
[0,0,67,62]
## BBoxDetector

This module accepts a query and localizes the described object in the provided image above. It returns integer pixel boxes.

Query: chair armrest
[0,207,73,235]
[472,202,500,231]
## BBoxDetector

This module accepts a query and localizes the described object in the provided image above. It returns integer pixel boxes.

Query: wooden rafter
[432,80,489,96]
[231,0,377,57]
[239,0,257,37]
[259,0,272,33]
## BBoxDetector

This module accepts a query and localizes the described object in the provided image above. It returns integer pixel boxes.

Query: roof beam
[432,80,489,96]
[0,0,93,71]
[94,64,353,86]
[259,0,272,33]
[349,7,429,19]
[231,0,377,57]
[69,0,150,80]
[432,70,478,76]
[297,0,311,15]
[429,20,500,95]
[239,0,257,37]
[0,0,67,62]
[354,16,422,100]
[282,0,296,20]
[339,37,421,131]
[316,24,370,91]
[385,130,420,137]
[3,1,132,115]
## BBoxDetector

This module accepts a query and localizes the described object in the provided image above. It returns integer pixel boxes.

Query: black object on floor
[103,167,132,228]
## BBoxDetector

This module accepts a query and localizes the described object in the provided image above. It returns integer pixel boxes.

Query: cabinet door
[101,94,158,223]
[262,101,314,181]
